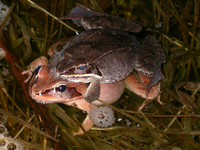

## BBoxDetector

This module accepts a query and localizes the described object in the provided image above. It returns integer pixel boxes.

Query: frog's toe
[21,70,33,83]
[146,65,164,97]
[125,73,160,99]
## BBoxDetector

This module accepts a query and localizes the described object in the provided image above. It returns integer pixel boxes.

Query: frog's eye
[56,85,67,93]
[78,66,87,70]
[35,66,41,75]
[74,65,88,74]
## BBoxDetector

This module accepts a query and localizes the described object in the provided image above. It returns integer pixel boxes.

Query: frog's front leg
[73,114,94,136]
[82,76,124,104]
[84,79,100,103]
[21,56,48,83]
[63,99,95,135]
[65,75,101,103]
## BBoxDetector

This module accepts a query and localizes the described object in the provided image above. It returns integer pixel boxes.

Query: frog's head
[29,65,87,104]
[56,53,102,83]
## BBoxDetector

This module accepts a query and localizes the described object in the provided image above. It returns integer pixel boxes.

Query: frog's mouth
[30,85,83,104]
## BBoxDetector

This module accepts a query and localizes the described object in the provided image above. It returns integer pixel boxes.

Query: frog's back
[57,29,137,83]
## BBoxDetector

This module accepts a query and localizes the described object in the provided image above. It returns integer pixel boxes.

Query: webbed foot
[134,35,165,96]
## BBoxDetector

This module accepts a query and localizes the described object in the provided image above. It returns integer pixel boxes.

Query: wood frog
[25,60,160,135]
[22,4,165,135]
[55,4,166,103]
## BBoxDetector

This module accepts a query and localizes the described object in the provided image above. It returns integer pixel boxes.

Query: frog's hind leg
[134,35,165,97]
[65,99,95,135]
[146,64,164,97]
[125,73,160,99]
[125,73,161,110]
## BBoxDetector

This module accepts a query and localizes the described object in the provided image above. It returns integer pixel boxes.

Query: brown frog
[22,4,165,135]
[54,4,165,103]
[26,60,160,135]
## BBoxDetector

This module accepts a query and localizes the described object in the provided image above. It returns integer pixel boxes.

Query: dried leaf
[174,82,199,112]
[183,82,200,91]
